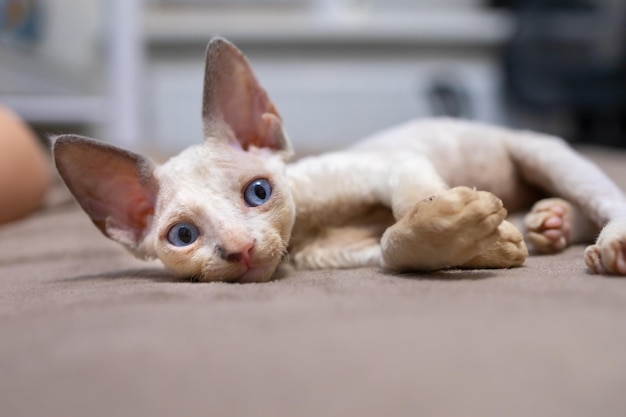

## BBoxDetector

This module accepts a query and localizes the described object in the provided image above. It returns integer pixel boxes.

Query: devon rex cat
[53,37,626,282]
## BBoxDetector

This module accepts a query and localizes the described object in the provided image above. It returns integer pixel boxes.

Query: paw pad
[524,198,572,253]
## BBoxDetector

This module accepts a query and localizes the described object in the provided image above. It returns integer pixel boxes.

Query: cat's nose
[217,241,255,267]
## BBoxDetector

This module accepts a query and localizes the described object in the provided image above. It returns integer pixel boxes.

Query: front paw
[462,220,528,269]
[382,186,507,271]
[585,221,626,275]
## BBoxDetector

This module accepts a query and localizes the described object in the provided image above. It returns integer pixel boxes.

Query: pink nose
[217,241,255,267]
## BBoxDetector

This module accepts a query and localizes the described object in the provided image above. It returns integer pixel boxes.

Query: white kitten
[53,38,626,282]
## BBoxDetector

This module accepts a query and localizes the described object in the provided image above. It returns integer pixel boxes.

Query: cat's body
[53,38,626,282]
[287,117,625,273]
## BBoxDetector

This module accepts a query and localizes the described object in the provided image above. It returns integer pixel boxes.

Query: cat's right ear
[202,37,293,160]
[52,135,158,252]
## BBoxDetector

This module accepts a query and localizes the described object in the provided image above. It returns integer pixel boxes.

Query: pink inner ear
[221,89,278,150]
[55,138,157,243]
[204,39,285,152]
[84,174,155,236]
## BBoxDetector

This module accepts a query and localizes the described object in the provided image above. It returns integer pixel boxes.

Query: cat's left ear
[52,135,158,253]
[202,37,293,160]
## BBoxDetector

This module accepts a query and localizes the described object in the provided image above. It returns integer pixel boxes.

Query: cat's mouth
[186,249,282,283]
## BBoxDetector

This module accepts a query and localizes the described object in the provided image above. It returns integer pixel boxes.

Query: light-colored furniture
[1,0,142,149]
[143,5,512,153]
[1,1,512,153]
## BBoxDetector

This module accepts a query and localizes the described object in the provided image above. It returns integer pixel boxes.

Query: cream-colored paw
[462,220,528,269]
[382,186,507,271]
[584,221,626,275]
[524,198,572,253]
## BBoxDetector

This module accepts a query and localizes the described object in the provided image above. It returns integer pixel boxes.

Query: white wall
[25,0,506,153]
[148,52,504,154]
[37,0,102,69]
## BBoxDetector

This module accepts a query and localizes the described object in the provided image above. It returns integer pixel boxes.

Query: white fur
[53,38,626,282]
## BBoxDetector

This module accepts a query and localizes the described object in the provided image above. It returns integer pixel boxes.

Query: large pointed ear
[202,37,293,159]
[52,135,158,252]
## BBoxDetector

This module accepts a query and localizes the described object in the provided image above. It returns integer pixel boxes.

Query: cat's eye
[244,178,272,207]
[167,222,200,247]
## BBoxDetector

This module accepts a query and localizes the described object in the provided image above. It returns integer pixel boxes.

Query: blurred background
[1,0,624,155]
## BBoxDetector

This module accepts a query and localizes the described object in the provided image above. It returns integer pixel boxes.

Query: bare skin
[0,106,51,225]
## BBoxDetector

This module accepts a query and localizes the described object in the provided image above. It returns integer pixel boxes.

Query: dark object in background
[494,0,626,146]
[427,80,472,119]
[0,0,43,45]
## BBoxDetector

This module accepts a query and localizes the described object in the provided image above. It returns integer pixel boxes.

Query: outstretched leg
[505,132,626,274]
[585,223,626,274]
[288,150,451,233]
[288,149,527,272]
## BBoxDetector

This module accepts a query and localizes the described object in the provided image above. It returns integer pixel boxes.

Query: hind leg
[524,198,598,254]
[504,131,626,274]
[585,220,626,274]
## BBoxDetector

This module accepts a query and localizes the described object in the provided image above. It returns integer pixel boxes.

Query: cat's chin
[235,263,278,283]
[186,262,279,283]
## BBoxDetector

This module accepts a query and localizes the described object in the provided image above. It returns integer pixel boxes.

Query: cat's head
[53,38,296,282]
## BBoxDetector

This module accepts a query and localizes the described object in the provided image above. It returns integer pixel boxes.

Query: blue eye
[244,178,272,207]
[167,222,199,247]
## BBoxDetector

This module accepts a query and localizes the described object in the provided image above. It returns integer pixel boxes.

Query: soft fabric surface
[1,147,626,417]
